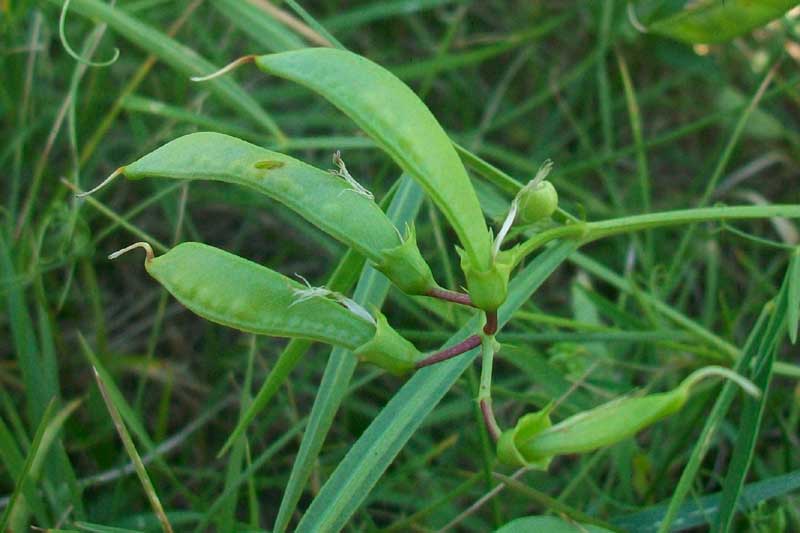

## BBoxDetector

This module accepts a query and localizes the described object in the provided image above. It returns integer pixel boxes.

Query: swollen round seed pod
[516,180,558,225]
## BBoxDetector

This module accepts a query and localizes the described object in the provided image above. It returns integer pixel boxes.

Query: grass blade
[0,399,80,532]
[92,364,173,533]
[713,265,793,531]
[50,0,285,142]
[273,175,425,532]
[655,292,786,532]
[615,469,800,531]
[787,247,800,344]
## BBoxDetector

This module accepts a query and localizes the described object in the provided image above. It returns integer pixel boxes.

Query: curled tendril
[59,0,120,67]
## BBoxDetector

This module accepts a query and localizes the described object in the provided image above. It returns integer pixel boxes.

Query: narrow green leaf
[295,241,576,533]
[714,265,793,532]
[787,247,800,344]
[50,0,285,140]
[0,234,83,521]
[655,293,784,532]
[0,399,80,532]
[93,362,173,533]
[254,48,492,272]
[0,417,49,525]
[273,176,425,532]
[75,523,142,533]
[216,337,257,532]
[646,0,797,44]
[496,516,614,533]
[614,469,800,531]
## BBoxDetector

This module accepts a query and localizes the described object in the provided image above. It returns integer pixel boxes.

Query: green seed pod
[253,48,501,308]
[516,180,558,225]
[118,241,421,373]
[121,132,436,296]
[498,366,759,468]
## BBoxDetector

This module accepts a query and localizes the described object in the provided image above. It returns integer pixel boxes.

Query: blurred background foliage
[1,0,799,531]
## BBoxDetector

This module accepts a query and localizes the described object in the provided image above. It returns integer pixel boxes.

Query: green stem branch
[478,335,501,441]
[513,204,800,267]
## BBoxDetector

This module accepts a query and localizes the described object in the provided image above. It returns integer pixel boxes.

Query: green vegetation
[2,1,799,531]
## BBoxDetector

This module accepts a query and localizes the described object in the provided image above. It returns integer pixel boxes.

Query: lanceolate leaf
[645,0,797,44]
[254,48,492,272]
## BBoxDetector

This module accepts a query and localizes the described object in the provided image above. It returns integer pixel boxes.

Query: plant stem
[415,335,481,369]
[513,204,800,267]
[483,311,498,335]
[478,335,501,441]
[427,287,475,307]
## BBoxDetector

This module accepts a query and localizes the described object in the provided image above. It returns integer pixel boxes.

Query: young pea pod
[498,366,759,468]
[122,132,435,295]
[253,48,507,310]
[121,241,420,374]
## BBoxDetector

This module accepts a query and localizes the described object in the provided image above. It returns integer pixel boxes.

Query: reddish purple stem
[483,311,498,335]
[426,287,475,307]
[415,334,481,369]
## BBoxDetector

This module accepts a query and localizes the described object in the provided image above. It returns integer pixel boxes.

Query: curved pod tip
[191,55,256,82]
[108,242,154,264]
[75,167,125,198]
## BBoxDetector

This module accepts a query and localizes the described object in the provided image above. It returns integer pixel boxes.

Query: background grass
[1,1,800,531]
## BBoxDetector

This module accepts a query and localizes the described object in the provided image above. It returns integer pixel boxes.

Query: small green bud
[459,247,520,311]
[497,406,554,471]
[375,225,436,295]
[514,159,558,226]
[516,180,558,225]
[354,311,420,375]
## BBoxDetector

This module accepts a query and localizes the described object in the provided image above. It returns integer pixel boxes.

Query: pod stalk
[190,55,256,82]
[76,167,124,198]
[109,242,154,263]
[426,287,475,307]
[415,335,481,369]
